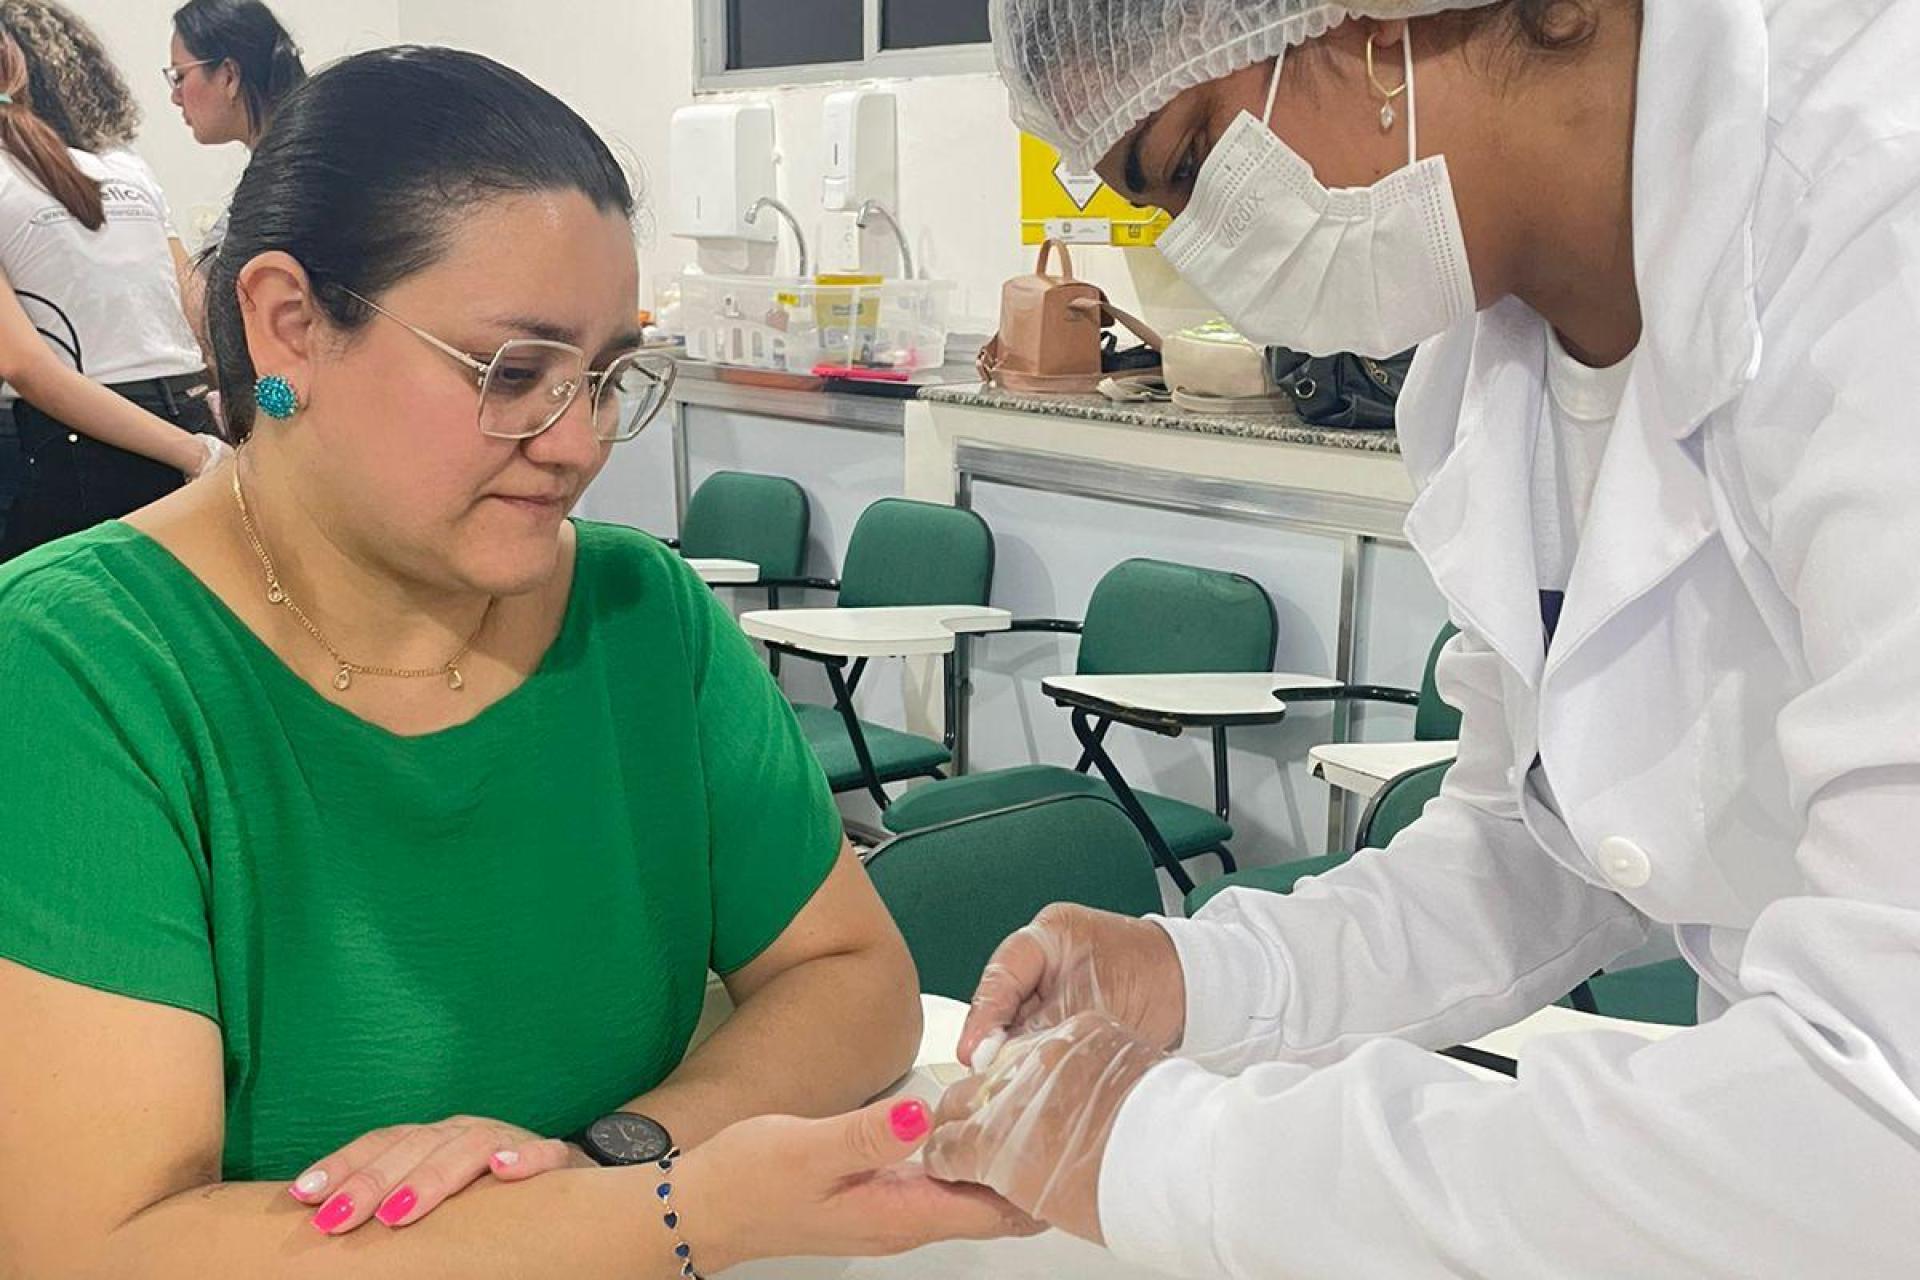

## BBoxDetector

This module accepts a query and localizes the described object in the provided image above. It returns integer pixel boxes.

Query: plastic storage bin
[672,272,955,377]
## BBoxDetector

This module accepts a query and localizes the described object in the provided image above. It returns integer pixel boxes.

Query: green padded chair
[866,794,1164,1002]
[678,471,811,584]
[1184,757,1452,914]
[775,499,995,808]
[1330,623,1463,742]
[881,557,1278,881]
[1563,959,1700,1027]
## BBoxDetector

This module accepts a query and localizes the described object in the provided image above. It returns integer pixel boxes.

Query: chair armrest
[1006,618,1084,635]
[759,576,842,594]
[1333,684,1422,706]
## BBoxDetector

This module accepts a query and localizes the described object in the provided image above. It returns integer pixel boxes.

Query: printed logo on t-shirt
[30,180,162,229]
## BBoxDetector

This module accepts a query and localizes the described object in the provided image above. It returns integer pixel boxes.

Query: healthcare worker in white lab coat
[920,0,1920,1275]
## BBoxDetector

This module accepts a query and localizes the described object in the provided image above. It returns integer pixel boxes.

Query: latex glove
[291,1114,596,1234]
[186,433,233,479]
[925,1012,1168,1245]
[957,903,1185,1070]
[670,1098,1044,1272]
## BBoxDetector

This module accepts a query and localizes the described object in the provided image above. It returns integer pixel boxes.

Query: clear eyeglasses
[162,58,218,89]
[342,288,675,444]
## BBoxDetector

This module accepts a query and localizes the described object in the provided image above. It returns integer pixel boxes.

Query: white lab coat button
[1598,837,1653,889]
[66,433,79,444]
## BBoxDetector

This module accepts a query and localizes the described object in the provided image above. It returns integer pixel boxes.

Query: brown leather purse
[978,240,1161,395]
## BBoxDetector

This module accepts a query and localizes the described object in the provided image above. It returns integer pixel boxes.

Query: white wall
[80,0,402,247]
[392,0,1215,336]
[82,0,1212,333]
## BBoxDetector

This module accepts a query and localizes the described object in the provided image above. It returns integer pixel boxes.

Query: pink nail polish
[311,1193,355,1234]
[889,1100,930,1143]
[375,1187,417,1227]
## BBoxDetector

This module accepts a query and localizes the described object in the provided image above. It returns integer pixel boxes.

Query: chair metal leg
[765,586,783,678]
[1211,725,1233,821]
[1069,707,1196,897]
[1071,716,1113,774]
[1208,845,1238,875]
[1567,980,1600,1014]
[826,659,893,812]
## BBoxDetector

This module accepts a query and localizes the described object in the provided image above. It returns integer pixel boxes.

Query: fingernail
[973,1030,1009,1075]
[375,1186,417,1227]
[490,1149,521,1171]
[889,1099,930,1143]
[290,1168,328,1199]
[311,1193,354,1234]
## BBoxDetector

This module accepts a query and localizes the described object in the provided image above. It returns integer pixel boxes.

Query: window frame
[693,0,995,92]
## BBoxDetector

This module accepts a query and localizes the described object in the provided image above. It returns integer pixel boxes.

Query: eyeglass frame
[162,57,221,89]
[338,287,675,443]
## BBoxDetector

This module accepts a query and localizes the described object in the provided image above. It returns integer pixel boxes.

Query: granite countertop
[920,383,1401,455]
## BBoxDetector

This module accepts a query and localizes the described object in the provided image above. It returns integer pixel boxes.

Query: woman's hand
[957,904,1186,1070]
[671,1098,1044,1273]
[182,432,232,480]
[925,1013,1168,1245]
[289,1114,595,1235]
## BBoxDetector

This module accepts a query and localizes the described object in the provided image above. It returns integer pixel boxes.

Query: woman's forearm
[12,359,203,473]
[91,1168,713,1279]
[626,948,923,1150]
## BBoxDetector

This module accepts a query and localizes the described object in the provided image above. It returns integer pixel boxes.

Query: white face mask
[1157,32,1477,359]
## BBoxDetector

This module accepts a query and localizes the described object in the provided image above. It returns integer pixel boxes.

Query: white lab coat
[1100,0,1920,1275]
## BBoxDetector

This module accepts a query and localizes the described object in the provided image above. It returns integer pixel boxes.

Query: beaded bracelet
[654,1148,705,1279]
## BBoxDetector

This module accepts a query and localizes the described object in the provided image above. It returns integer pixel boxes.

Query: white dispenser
[821,89,897,213]
[668,102,777,242]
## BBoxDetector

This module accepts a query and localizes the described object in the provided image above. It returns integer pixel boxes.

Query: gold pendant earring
[1365,34,1410,134]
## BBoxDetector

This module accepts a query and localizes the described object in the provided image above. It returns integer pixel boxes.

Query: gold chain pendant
[333,666,353,691]
[447,666,466,691]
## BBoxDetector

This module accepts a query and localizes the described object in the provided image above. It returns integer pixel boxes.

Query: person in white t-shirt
[0,9,226,561]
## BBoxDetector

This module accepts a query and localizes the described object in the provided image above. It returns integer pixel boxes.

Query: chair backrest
[678,471,811,581]
[838,498,995,610]
[1414,623,1464,742]
[1076,558,1277,677]
[865,794,1165,1002]
[1356,759,1453,849]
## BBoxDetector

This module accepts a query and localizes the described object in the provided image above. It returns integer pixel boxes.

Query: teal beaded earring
[255,374,301,421]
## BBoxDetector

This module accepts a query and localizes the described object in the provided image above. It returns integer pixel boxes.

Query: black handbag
[1265,345,1415,430]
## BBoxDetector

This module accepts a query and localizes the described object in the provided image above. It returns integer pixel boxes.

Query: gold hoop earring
[1365,34,1410,133]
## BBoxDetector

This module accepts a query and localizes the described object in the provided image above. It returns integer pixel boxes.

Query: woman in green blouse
[0,46,1030,1277]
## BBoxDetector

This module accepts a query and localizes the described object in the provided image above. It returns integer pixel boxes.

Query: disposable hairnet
[991,0,1498,170]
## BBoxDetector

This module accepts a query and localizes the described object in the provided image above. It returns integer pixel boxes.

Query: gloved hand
[925,1012,1168,1244]
[956,903,1185,1070]
[187,433,233,479]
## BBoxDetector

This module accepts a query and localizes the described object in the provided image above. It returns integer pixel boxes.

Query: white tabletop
[739,606,1013,659]
[1309,740,1460,802]
[1042,672,1344,721]
[687,557,761,586]
[720,995,1677,1277]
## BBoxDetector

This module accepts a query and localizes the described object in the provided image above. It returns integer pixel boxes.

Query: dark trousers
[0,373,216,563]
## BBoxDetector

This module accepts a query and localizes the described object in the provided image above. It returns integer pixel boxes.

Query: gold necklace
[232,468,494,693]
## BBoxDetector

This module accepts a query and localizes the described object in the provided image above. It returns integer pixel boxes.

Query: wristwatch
[570,1112,674,1167]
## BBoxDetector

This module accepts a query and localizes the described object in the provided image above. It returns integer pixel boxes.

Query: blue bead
[676,1244,691,1259]
[663,1212,679,1229]
[657,1182,673,1200]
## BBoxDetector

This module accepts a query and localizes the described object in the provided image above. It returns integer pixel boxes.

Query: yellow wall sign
[1019,132,1171,248]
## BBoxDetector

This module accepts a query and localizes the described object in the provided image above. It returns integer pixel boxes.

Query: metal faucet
[855,200,916,280]
[744,196,810,279]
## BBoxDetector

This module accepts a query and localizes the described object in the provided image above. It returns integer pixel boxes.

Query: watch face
[587,1112,672,1165]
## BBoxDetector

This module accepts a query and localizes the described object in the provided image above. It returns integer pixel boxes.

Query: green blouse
[0,520,842,1180]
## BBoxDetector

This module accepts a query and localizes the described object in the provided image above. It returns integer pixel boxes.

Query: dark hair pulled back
[205,45,634,441]
[171,0,306,137]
